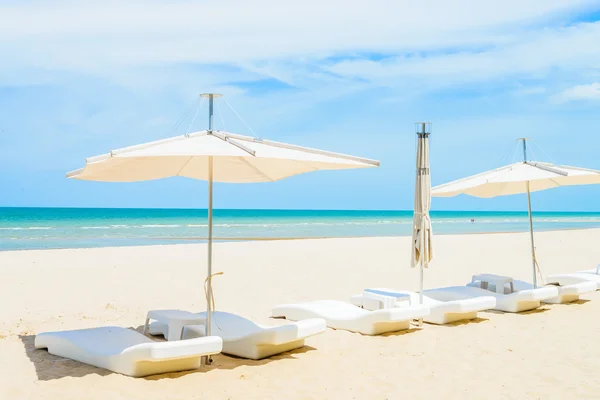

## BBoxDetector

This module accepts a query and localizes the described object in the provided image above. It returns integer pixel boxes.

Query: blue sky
[1,1,600,211]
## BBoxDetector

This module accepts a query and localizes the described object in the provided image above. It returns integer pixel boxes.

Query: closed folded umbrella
[411,123,433,311]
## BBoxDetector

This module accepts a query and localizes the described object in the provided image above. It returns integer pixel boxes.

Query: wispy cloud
[325,22,600,90]
[555,82,600,102]
[1,0,599,94]
[513,86,547,97]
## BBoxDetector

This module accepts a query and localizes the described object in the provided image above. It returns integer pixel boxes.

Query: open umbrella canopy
[67,130,379,182]
[432,161,600,198]
[66,97,380,365]
[432,138,600,289]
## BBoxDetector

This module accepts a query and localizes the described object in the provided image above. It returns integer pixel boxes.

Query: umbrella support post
[202,95,216,367]
[202,157,214,366]
[418,264,424,327]
[526,182,537,289]
[521,139,537,289]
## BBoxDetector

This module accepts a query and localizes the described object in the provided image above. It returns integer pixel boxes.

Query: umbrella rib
[236,157,275,181]
[548,178,562,187]
[221,132,379,166]
[66,168,84,178]
[292,159,321,174]
[432,162,520,193]
[529,162,568,176]
[110,133,207,157]
[175,156,195,177]
[211,131,256,156]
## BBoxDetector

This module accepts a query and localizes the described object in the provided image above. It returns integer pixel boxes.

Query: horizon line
[2,206,600,214]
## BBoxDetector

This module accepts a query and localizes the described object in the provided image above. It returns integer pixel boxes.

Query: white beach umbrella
[411,123,433,312]
[67,94,380,361]
[432,138,600,287]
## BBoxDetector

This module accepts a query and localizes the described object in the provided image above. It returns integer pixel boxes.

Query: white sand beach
[1,229,600,399]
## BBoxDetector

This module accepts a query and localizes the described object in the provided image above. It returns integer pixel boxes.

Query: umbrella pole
[419,264,423,304]
[207,159,214,320]
[418,262,424,327]
[203,94,215,366]
[526,181,537,288]
[201,158,214,366]
[520,138,537,288]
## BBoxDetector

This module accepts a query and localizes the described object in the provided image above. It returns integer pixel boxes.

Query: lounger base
[181,325,307,360]
[351,292,488,325]
[38,346,204,377]
[547,274,600,290]
[149,319,321,360]
[351,296,479,325]
[543,294,580,304]
[499,300,541,313]
[368,320,411,335]
[272,300,429,335]
[35,326,222,377]
[273,315,413,335]
[427,311,479,325]
[127,358,204,377]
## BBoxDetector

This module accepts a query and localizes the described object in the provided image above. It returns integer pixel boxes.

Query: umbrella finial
[517,137,530,162]
[415,122,432,137]
[200,94,223,133]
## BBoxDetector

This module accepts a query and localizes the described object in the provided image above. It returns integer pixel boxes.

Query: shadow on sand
[431,317,489,328]
[19,334,112,381]
[380,327,422,337]
[517,306,553,315]
[20,324,318,382]
[560,299,591,306]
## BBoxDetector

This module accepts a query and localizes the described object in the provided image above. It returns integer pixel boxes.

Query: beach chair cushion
[352,288,496,324]
[148,311,326,360]
[424,285,558,313]
[272,300,430,335]
[35,326,223,377]
[547,273,600,290]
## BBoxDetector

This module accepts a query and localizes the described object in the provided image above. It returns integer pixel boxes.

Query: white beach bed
[147,311,326,360]
[546,272,600,290]
[35,326,223,377]
[578,266,600,275]
[271,300,430,335]
[422,285,558,313]
[350,288,496,324]
[470,278,596,304]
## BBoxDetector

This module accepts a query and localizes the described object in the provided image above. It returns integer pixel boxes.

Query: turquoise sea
[2,207,600,251]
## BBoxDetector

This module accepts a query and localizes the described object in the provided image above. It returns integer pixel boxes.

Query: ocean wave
[0,226,53,230]
[211,220,413,228]
[140,224,181,228]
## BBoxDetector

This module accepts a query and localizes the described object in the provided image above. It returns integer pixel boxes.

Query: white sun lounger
[470,278,596,304]
[35,326,223,377]
[546,273,600,290]
[578,266,600,275]
[350,288,496,324]
[148,311,326,360]
[422,285,558,313]
[271,300,430,335]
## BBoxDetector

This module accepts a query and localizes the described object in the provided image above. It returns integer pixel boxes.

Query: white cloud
[555,82,600,102]
[326,22,600,88]
[0,0,598,99]
[0,1,596,71]
[513,86,547,96]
